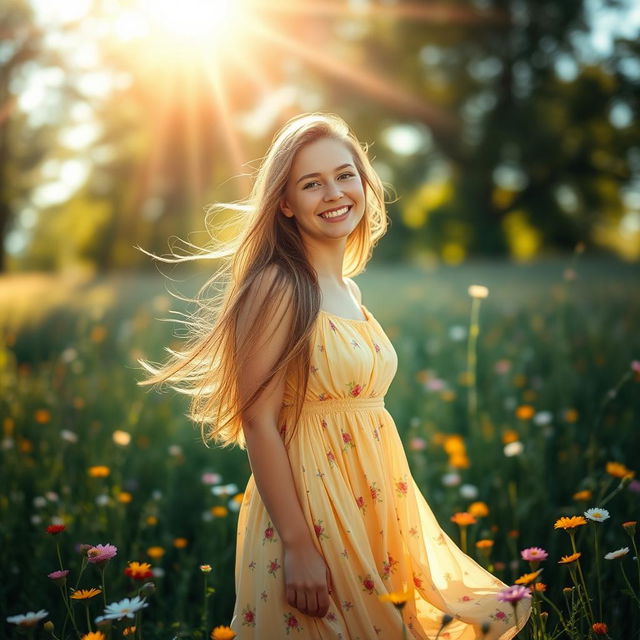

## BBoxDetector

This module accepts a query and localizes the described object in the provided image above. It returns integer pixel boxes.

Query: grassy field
[1,255,639,639]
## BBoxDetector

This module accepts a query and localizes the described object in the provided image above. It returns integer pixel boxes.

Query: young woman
[138,113,531,639]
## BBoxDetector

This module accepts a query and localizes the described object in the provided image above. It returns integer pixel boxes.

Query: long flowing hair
[136,112,389,449]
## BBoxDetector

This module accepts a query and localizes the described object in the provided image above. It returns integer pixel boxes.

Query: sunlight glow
[139,0,243,43]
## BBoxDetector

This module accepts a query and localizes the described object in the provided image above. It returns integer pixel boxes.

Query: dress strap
[299,396,385,416]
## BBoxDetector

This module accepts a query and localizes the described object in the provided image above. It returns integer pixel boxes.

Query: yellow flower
[378,591,409,609]
[558,552,581,564]
[449,454,470,469]
[468,502,489,518]
[451,512,477,526]
[573,490,593,501]
[210,626,236,640]
[211,506,228,518]
[515,569,543,585]
[606,461,635,479]
[87,466,110,478]
[147,546,165,559]
[173,538,188,549]
[71,588,102,600]
[146,515,158,526]
[81,633,106,640]
[118,492,133,504]
[112,430,131,446]
[122,627,136,636]
[554,516,587,530]
[232,493,244,504]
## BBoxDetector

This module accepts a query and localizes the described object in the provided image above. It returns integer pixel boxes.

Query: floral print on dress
[395,477,409,498]
[347,381,363,397]
[326,450,337,467]
[241,604,256,627]
[283,611,303,634]
[350,338,360,349]
[381,553,399,580]
[341,431,355,451]
[314,519,330,541]
[369,481,383,503]
[356,495,367,515]
[262,521,277,545]
[267,558,281,578]
[360,574,377,595]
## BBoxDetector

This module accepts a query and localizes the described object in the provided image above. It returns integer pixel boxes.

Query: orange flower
[622,521,637,536]
[592,622,608,635]
[87,466,110,478]
[81,633,105,640]
[475,539,494,549]
[468,502,489,518]
[443,435,466,455]
[558,552,581,564]
[533,582,547,592]
[147,546,165,559]
[554,516,587,530]
[515,569,543,585]
[451,512,477,526]
[515,405,535,420]
[502,429,520,444]
[572,489,592,501]
[449,454,470,469]
[124,562,153,580]
[378,591,409,609]
[210,627,236,640]
[173,538,188,549]
[71,588,102,600]
[146,515,158,526]
[211,506,228,518]
[34,409,51,424]
[118,492,133,504]
[606,461,635,479]
[563,408,579,423]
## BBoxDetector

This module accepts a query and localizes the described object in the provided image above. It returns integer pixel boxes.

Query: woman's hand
[283,539,334,618]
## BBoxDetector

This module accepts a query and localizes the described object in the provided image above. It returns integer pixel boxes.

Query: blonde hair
[136,112,389,449]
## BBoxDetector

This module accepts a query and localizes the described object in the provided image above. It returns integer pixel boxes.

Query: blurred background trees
[1,0,639,274]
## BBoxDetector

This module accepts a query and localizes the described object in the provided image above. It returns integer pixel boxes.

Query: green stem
[620,563,640,608]
[630,536,640,593]
[100,567,108,607]
[202,572,208,634]
[593,526,603,621]
[466,298,481,435]
[59,585,81,639]
[85,604,92,633]
[569,534,594,624]
[56,542,64,571]
[460,526,467,555]
[539,592,572,635]
[74,557,87,590]
[567,565,591,628]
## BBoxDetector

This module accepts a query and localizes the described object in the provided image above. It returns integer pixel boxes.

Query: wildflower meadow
[1,252,639,639]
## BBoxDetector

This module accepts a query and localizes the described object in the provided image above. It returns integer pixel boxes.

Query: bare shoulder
[345,277,362,305]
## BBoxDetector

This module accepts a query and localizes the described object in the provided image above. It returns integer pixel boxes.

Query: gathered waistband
[296,396,385,415]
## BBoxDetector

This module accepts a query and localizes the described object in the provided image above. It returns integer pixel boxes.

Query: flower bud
[43,621,55,633]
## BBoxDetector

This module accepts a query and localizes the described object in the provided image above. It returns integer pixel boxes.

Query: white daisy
[584,508,610,522]
[102,596,148,620]
[604,547,629,560]
[6,610,49,627]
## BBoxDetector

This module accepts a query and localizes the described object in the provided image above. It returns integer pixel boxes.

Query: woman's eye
[338,172,356,180]
[302,181,320,190]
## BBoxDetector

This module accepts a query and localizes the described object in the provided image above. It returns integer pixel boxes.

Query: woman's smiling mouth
[318,205,352,220]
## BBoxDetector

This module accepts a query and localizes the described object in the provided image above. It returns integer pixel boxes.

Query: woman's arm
[236,265,333,617]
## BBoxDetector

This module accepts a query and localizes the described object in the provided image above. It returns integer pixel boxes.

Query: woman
[137,113,531,639]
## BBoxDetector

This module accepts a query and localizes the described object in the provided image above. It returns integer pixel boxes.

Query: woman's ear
[280,197,294,218]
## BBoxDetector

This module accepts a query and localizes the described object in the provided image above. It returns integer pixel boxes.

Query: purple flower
[520,547,548,562]
[497,585,532,604]
[87,543,118,565]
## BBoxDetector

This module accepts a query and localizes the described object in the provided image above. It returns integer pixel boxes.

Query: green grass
[1,255,639,638]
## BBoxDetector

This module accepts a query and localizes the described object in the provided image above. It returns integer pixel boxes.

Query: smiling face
[280,137,366,243]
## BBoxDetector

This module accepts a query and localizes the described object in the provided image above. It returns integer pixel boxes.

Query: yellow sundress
[230,304,532,639]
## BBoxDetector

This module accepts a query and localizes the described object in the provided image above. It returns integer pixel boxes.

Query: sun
[138,0,246,45]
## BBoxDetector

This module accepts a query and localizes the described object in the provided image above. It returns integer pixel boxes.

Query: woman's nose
[324,182,343,200]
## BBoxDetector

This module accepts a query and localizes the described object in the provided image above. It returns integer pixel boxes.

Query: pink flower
[631,360,640,373]
[87,543,118,565]
[496,585,531,604]
[47,570,69,584]
[521,547,548,562]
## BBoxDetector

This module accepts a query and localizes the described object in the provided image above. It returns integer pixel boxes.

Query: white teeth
[320,206,349,219]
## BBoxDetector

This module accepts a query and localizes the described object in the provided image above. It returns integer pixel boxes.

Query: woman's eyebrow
[295,163,355,185]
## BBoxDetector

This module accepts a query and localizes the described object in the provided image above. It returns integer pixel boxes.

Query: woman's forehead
[290,138,354,177]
